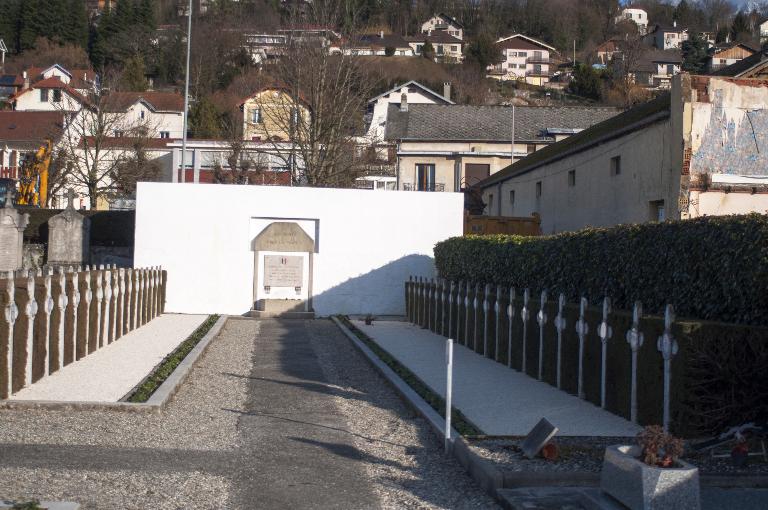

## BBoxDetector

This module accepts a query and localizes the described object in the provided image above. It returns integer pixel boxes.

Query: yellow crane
[17,140,52,207]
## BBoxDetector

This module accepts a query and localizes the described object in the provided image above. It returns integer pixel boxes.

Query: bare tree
[56,71,161,208]
[250,2,379,187]
[610,36,650,108]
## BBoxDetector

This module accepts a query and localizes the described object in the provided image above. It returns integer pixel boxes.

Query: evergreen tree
[0,0,21,53]
[189,97,222,139]
[64,0,89,48]
[731,11,752,43]
[122,54,149,91]
[682,33,709,73]
[137,0,156,30]
[18,0,42,51]
[88,24,106,71]
[465,33,504,70]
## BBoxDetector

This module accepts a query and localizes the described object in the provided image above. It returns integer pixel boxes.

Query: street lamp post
[181,0,193,183]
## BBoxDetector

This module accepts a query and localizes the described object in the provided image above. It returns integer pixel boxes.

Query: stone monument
[0,188,29,272]
[47,189,91,267]
[250,221,315,318]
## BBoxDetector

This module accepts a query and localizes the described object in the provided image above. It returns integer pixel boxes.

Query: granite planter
[600,445,700,510]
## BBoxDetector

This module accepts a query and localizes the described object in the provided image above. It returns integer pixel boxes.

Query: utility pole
[0,39,7,72]
[181,0,193,183]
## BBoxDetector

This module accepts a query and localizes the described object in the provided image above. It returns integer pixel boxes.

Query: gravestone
[47,190,90,267]
[521,418,559,459]
[251,222,315,318]
[0,189,29,272]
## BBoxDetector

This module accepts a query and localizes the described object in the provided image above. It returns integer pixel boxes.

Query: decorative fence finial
[626,301,644,424]
[554,293,567,389]
[521,289,530,373]
[598,296,613,409]
[575,296,589,399]
[657,304,678,432]
[507,287,516,368]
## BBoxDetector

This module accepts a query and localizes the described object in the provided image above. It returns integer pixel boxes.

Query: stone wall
[0,266,166,399]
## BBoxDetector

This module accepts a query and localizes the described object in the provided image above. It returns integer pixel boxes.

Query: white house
[104,92,185,139]
[405,32,464,63]
[9,76,87,112]
[615,7,649,34]
[421,13,464,40]
[488,34,558,86]
[365,80,453,143]
[645,23,689,50]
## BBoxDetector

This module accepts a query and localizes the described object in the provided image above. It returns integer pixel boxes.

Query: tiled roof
[712,50,768,77]
[353,33,412,49]
[496,34,556,52]
[105,91,185,112]
[477,93,671,189]
[384,104,620,142]
[368,80,453,105]
[406,31,464,44]
[0,111,64,142]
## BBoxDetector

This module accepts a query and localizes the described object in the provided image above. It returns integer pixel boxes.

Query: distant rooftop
[385,104,620,143]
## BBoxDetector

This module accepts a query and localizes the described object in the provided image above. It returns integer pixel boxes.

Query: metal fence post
[626,301,644,424]
[521,289,530,373]
[575,296,589,399]
[507,287,516,368]
[554,293,566,389]
[445,337,454,454]
[657,304,678,432]
[598,297,613,409]
[537,289,548,380]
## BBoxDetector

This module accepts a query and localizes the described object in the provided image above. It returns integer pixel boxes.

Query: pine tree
[189,97,222,139]
[88,24,106,71]
[18,0,42,51]
[64,0,89,48]
[137,0,156,30]
[113,0,134,35]
[0,0,21,53]
[122,54,149,91]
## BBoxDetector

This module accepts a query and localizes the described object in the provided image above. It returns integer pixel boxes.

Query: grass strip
[128,315,220,403]
[337,315,482,436]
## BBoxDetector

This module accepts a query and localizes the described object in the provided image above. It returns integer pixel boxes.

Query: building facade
[385,102,619,192]
[488,34,558,86]
[615,7,649,34]
[478,74,768,233]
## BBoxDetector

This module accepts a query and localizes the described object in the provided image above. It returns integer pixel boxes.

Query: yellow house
[240,87,310,142]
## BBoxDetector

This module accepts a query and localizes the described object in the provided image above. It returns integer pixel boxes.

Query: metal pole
[181,0,193,184]
[445,338,453,454]
[511,105,516,165]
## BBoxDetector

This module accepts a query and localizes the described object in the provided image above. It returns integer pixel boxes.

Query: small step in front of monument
[248,298,315,319]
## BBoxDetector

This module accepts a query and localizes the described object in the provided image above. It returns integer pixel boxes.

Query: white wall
[133,183,464,316]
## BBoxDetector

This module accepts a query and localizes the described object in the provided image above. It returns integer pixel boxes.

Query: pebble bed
[469,436,768,475]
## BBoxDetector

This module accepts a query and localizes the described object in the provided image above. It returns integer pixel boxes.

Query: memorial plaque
[264,255,304,287]
[521,418,559,459]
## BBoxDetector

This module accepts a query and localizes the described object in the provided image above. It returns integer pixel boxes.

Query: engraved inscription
[264,255,303,287]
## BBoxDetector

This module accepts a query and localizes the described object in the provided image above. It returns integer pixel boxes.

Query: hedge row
[433,214,768,326]
[406,280,768,437]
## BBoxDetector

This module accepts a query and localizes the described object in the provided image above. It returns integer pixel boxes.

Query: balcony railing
[526,69,553,77]
[526,56,555,65]
[402,182,446,192]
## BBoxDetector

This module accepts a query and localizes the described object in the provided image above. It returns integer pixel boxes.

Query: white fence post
[2,273,18,398]
[626,301,644,424]
[507,288,516,368]
[23,273,37,388]
[657,304,678,432]
[554,293,566,389]
[575,296,589,399]
[445,337,454,454]
[537,289,548,380]
[598,297,613,409]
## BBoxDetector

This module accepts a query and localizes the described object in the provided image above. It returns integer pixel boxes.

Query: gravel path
[10,314,208,402]
[0,318,497,509]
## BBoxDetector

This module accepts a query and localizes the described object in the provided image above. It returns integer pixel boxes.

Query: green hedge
[434,214,768,326]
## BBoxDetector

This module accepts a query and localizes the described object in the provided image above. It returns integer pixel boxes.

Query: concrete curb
[331,316,503,498]
[331,317,768,497]
[0,315,228,413]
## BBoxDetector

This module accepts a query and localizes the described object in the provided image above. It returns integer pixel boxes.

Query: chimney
[380,31,384,39]
[400,92,408,112]
[443,82,451,101]
[22,71,29,90]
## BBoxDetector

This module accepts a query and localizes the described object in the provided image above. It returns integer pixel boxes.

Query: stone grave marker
[0,188,29,272]
[521,418,559,459]
[47,189,90,267]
